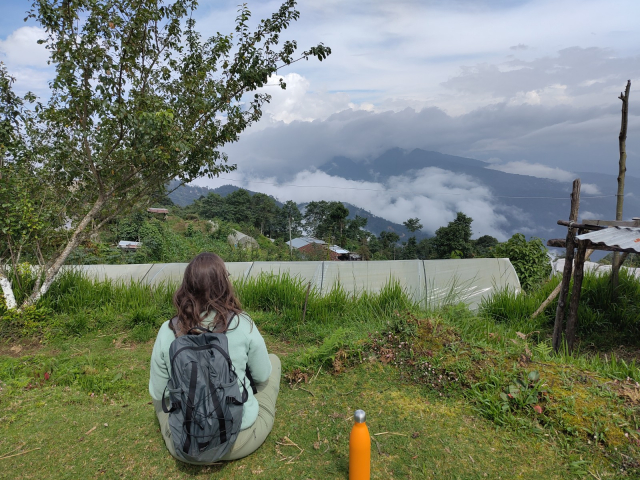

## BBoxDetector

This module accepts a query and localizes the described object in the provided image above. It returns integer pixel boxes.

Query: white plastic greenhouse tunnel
[64,258,521,310]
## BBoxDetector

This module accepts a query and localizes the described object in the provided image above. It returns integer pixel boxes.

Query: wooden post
[565,239,587,353]
[531,248,593,319]
[288,215,292,260]
[302,281,311,323]
[552,179,581,352]
[612,80,631,292]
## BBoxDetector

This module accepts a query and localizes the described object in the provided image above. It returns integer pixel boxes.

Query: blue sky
[2,0,640,235]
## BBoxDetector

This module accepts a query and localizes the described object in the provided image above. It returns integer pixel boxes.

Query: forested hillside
[167,182,428,240]
[70,186,551,293]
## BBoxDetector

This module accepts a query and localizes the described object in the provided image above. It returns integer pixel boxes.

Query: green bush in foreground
[494,233,551,291]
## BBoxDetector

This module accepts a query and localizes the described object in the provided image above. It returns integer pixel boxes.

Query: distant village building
[228,230,259,249]
[147,208,169,220]
[286,237,361,261]
[117,240,142,251]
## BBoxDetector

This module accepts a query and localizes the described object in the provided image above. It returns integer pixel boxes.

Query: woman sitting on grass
[148,252,281,462]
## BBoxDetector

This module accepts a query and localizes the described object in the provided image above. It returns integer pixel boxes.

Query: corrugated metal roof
[329,245,350,254]
[576,226,640,253]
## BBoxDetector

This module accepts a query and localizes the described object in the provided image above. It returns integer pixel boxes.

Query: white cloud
[0,27,49,67]
[580,211,599,221]
[485,162,601,195]
[486,161,576,181]
[256,73,352,125]
[581,183,601,195]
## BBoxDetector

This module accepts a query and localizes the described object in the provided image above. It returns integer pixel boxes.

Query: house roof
[118,240,142,249]
[329,245,350,255]
[147,208,169,214]
[286,237,327,249]
[576,226,640,253]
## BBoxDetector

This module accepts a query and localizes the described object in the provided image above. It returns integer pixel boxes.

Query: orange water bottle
[349,409,371,480]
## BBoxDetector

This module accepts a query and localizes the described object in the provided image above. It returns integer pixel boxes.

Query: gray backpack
[162,321,248,464]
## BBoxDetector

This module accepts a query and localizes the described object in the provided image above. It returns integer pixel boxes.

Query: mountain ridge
[168,148,640,246]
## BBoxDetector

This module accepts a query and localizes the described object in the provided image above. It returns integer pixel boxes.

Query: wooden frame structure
[546,179,640,353]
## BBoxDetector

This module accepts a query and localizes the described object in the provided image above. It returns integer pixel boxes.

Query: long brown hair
[172,252,242,335]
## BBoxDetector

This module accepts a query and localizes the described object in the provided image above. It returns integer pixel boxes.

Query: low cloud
[196,168,511,240]
[509,44,529,51]
[486,161,575,181]
[485,161,602,195]
[581,183,601,195]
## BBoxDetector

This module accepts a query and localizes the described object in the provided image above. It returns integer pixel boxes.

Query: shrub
[494,233,551,291]
[0,306,53,339]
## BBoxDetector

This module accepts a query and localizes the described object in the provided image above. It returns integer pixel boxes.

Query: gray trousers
[154,353,281,462]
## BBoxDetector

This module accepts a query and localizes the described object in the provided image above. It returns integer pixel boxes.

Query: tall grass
[4,268,636,380]
[1,270,417,348]
[0,270,176,342]
[479,276,560,325]
[481,270,640,349]
[235,273,414,342]
[475,270,640,381]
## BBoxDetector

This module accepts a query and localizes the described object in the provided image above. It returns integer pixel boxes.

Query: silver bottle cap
[354,409,366,423]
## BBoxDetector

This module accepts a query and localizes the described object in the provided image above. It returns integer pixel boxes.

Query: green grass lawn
[1,273,639,479]
[0,330,637,480]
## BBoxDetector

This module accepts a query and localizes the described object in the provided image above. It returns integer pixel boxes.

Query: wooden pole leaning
[552,179,581,353]
[531,248,593,319]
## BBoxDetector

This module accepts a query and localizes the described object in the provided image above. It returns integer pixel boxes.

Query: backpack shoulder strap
[245,367,258,395]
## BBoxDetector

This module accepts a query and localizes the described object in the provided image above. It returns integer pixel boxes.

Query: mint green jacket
[148,312,272,430]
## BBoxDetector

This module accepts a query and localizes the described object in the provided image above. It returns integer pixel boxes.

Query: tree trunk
[21,196,107,308]
[612,80,631,292]
[0,271,17,310]
[552,179,581,353]
[565,240,587,353]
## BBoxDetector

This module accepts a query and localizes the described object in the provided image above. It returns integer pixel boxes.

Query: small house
[286,237,360,261]
[147,208,169,220]
[117,240,142,251]
[228,230,259,249]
